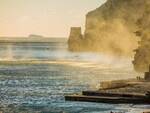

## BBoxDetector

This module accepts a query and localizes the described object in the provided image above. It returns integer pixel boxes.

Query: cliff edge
[68,0,150,72]
[68,0,147,56]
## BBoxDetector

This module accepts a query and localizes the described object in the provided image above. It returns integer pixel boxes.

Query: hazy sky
[0,0,106,37]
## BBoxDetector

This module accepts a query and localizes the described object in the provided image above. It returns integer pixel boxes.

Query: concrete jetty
[65,87,150,104]
[65,94,150,104]
[65,69,150,104]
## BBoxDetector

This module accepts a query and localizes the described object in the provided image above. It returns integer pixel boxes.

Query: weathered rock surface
[68,0,149,57]
[68,27,83,51]
[68,0,150,72]
[133,4,150,72]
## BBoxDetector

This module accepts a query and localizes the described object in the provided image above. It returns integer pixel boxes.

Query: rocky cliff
[133,3,150,72]
[68,0,148,56]
[68,27,83,51]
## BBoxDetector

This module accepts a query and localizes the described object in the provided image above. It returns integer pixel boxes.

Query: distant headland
[0,34,67,43]
[28,34,44,38]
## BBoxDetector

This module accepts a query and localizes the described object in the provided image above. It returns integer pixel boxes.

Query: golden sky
[0,0,106,37]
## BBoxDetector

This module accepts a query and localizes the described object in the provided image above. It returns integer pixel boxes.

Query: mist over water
[0,42,134,68]
[0,41,148,113]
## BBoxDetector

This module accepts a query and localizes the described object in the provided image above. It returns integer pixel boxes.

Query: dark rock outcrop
[133,38,150,72]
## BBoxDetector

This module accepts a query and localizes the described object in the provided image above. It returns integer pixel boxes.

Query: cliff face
[68,0,148,56]
[133,38,150,72]
[133,2,150,72]
[84,0,147,56]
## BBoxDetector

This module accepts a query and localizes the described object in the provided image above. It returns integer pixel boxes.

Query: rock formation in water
[68,0,149,56]
[68,27,83,51]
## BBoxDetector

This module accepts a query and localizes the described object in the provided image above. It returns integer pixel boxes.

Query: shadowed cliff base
[68,0,150,72]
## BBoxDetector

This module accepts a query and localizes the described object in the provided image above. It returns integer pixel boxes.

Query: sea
[0,39,149,113]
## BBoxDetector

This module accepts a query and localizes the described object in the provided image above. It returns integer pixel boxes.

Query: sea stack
[68,27,83,51]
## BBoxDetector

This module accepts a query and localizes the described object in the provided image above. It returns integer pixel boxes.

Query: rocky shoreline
[65,69,150,105]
